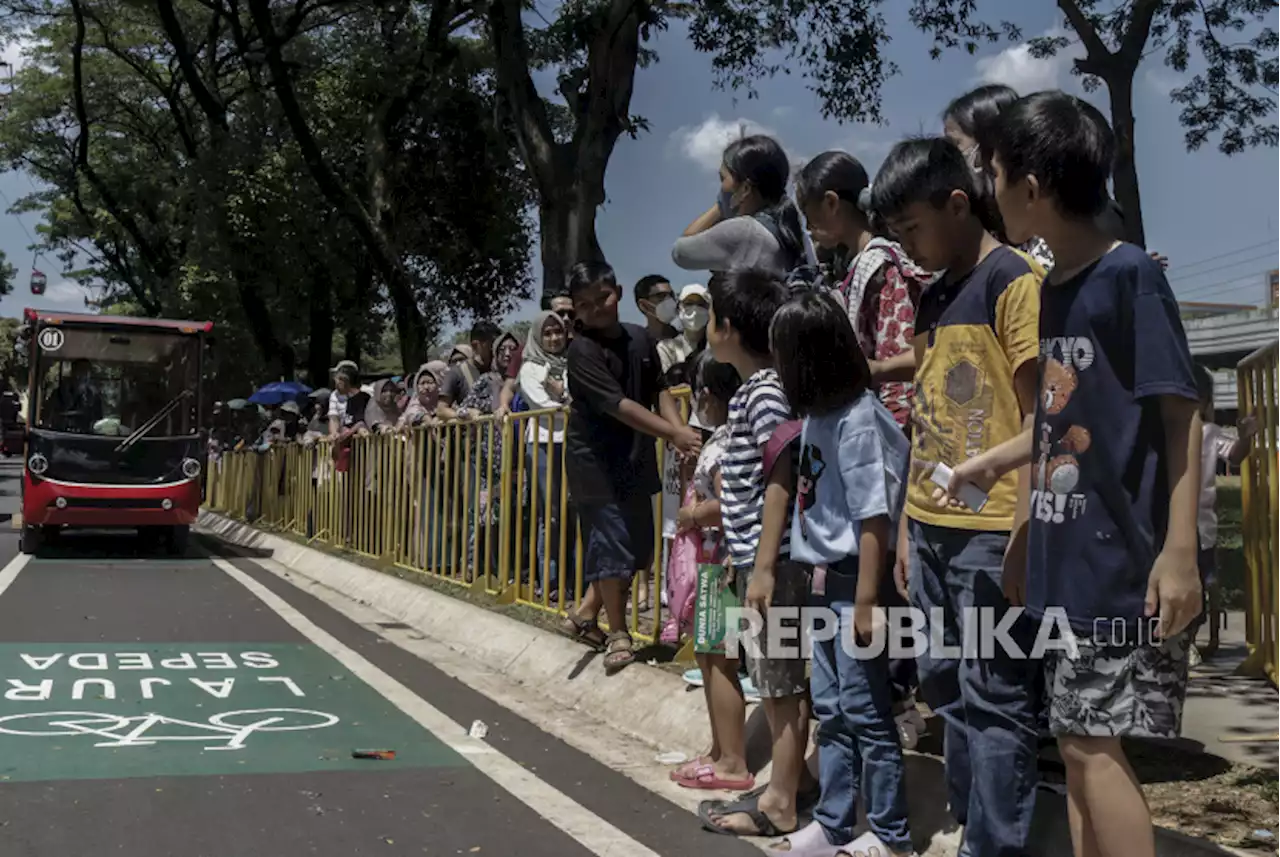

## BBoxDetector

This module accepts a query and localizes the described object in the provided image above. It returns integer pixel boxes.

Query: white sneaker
[839,831,917,857]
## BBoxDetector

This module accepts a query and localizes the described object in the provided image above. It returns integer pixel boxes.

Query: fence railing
[205,394,692,649]
[1236,340,1278,687]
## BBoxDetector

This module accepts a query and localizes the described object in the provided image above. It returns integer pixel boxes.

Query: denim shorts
[579,493,655,583]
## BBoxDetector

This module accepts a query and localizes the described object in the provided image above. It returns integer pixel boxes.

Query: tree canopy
[0,0,536,396]
[909,0,1278,246]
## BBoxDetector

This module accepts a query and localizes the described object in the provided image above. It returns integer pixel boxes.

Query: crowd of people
[213,81,1265,857]
[539,84,1250,857]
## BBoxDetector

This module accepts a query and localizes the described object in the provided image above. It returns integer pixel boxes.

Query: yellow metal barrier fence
[1237,340,1278,686]
[205,393,693,647]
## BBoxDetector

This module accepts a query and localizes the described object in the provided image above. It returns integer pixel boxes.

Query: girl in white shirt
[517,311,571,600]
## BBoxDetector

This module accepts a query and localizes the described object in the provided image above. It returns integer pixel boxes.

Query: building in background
[1180,281,1278,420]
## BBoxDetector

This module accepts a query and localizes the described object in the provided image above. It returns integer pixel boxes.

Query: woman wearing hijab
[361,378,404,434]
[399,364,442,431]
[517,312,573,600]
[446,345,472,367]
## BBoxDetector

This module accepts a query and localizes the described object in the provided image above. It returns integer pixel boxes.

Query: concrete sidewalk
[198,510,1269,857]
[1180,613,1278,770]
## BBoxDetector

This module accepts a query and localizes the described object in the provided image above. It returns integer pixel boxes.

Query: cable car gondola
[29,268,46,295]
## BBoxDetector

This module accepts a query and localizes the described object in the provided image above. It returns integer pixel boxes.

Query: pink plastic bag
[660,483,699,644]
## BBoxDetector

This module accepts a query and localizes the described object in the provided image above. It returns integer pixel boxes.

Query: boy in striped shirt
[700,269,815,838]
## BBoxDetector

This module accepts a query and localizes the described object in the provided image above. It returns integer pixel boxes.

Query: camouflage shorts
[1045,631,1191,739]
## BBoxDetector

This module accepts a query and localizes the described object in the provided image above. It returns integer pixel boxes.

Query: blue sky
[0,0,1275,333]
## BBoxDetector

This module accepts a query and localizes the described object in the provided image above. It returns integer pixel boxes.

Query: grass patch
[1215,477,1248,611]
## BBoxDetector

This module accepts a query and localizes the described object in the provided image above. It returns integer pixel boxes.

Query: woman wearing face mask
[671,135,806,277]
[657,284,711,378]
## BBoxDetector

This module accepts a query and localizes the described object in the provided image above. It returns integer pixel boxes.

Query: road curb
[196,510,715,757]
[196,510,1264,857]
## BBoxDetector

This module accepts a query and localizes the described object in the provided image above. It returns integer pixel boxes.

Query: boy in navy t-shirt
[985,92,1202,857]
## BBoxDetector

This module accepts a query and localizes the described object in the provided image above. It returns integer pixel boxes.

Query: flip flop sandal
[698,794,797,838]
[671,763,755,791]
[670,756,713,781]
[729,781,821,813]
[603,631,635,675]
[560,613,606,651]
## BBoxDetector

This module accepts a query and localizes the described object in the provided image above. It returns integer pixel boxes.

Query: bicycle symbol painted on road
[0,709,340,751]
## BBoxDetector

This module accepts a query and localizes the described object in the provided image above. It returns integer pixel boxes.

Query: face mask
[717,189,735,219]
[680,305,709,332]
[652,297,678,324]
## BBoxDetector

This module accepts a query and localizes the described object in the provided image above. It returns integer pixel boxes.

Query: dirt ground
[1130,739,1278,852]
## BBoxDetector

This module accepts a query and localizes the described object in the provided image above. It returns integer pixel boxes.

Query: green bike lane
[0,466,758,857]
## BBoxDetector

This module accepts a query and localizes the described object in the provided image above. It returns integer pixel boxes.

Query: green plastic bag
[693,561,739,655]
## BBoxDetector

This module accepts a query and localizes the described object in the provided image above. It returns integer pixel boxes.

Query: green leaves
[0,0,535,389]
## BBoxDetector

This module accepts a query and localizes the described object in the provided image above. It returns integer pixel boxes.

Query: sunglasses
[555,308,576,321]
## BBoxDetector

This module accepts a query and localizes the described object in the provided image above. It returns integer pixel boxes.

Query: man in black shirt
[562,261,701,672]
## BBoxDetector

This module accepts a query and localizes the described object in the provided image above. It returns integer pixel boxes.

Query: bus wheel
[167,525,190,556]
[20,525,41,555]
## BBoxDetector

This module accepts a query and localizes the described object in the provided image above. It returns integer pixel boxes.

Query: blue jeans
[908,520,1039,857]
[810,563,911,851]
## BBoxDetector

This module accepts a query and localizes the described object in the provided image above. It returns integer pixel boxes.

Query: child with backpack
[770,291,917,857]
[794,151,931,424]
[669,353,754,791]
[794,149,930,745]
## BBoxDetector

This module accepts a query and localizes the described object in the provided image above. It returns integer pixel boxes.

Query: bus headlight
[161,499,173,511]
[54,496,67,510]
[181,458,202,479]
[27,453,48,475]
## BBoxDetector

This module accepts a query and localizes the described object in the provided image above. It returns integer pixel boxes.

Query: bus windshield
[33,326,200,437]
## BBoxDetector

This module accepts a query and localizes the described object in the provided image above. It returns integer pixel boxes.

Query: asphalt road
[0,460,756,857]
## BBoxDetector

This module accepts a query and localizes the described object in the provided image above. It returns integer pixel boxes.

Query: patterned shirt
[907,246,1043,531]
[835,239,927,427]
[721,368,792,569]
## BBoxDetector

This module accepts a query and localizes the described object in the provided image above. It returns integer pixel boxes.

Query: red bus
[20,309,211,554]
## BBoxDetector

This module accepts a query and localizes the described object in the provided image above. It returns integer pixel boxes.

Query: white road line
[213,557,662,857]
[0,553,31,599]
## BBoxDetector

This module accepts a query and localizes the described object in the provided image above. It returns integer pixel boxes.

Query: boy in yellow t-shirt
[871,137,1042,857]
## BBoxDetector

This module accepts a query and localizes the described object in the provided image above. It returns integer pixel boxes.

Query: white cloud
[670,114,777,172]
[1,33,34,72]
[974,29,1084,95]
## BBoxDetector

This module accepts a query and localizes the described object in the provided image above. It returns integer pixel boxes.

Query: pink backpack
[763,420,803,479]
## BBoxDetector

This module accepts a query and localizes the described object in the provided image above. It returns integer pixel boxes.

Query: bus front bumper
[22,475,201,528]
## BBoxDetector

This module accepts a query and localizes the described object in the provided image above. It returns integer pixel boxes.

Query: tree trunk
[343,257,372,368]
[307,269,334,389]
[538,174,606,294]
[1107,75,1146,248]
[488,0,640,299]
